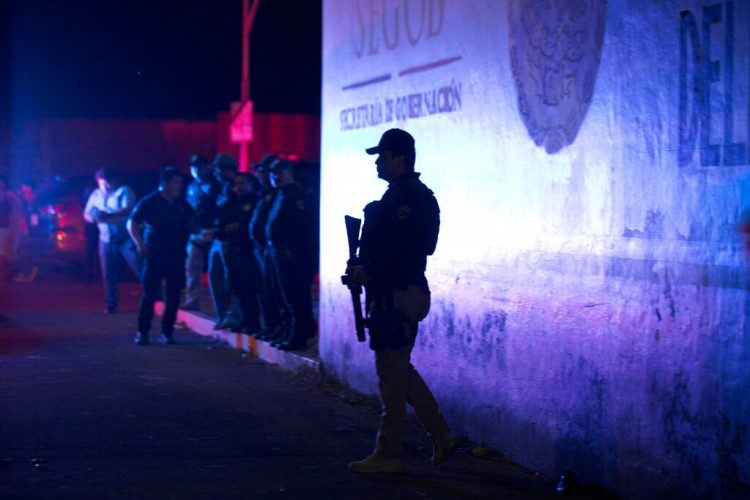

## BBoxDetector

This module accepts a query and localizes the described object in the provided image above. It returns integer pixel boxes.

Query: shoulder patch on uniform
[396,205,411,219]
[243,204,252,212]
[296,199,305,210]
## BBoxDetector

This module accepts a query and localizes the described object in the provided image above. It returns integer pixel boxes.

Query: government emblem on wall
[508,0,607,154]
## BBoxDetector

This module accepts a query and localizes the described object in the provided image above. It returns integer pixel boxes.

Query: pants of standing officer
[137,256,185,336]
[184,237,209,308]
[372,286,450,458]
[256,245,281,331]
[99,239,140,310]
[268,246,314,343]
[208,239,242,323]
[226,245,261,332]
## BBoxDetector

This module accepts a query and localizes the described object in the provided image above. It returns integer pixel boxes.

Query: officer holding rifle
[345,128,458,474]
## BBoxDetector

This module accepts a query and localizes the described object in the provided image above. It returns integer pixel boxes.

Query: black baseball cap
[255,154,281,173]
[365,128,415,156]
[213,152,238,170]
[268,159,293,173]
[189,154,208,167]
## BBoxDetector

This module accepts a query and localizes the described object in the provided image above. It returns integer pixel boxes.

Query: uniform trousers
[183,237,209,308]
[226,245,262,332]
[268,246,314,342]
[253,244,280,331]
[208,239,242,323]
[137,256,185,336]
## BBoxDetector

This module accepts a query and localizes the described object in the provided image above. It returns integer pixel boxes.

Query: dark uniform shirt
[359,172,439,293]
[216,193,258,253]
[265,183,315,268]
[186,177,221,229]
[216,180,238,208]
[129,192,197,260]
[248,187,277,248]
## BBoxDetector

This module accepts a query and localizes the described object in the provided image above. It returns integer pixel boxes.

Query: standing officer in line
[215,172,262,335]
[83,167,140,314]
[128,167,197,346]
[208,153,243,330]
[182,154,220,311]
[248,155,282,340]
[346,128,458,474]
[265,159,316,351]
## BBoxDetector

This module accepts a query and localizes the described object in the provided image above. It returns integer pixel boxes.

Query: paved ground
[0,277,566,499]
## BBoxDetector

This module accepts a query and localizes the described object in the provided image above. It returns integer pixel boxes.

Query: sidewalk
[158,302,321,373]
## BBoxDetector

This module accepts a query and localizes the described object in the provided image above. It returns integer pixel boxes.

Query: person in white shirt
[83,167,140,314]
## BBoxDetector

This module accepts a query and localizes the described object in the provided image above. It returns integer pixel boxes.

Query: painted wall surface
[0,122,9,174]
[320,1,750,498]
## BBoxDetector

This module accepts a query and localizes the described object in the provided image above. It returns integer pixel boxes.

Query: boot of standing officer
[265,159,316,351]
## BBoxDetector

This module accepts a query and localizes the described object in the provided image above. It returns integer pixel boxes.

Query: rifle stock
[342,216,366,342]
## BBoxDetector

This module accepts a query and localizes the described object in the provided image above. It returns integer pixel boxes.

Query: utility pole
[237,0,260,172]
[241,0,260,103]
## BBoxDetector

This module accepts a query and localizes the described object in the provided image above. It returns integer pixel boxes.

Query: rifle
[341,215,366,342]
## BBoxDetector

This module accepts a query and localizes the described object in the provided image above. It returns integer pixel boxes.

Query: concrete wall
[319,1,750,497]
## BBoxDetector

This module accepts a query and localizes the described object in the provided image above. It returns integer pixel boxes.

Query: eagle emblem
[508,0,607,154]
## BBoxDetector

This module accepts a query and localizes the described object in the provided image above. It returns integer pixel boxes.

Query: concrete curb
[155,302,321,373]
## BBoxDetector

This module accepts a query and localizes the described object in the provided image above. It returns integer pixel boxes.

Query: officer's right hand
[200,229,216,242]
[136,243,150,257]
[349,265,369,286]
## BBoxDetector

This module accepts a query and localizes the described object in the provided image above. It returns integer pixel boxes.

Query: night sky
[5,0,322,122]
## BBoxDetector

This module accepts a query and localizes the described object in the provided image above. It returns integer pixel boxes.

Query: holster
[366,286,414,351]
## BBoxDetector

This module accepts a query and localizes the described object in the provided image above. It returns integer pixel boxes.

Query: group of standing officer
[181,153,317,351]
[81,152,317,352]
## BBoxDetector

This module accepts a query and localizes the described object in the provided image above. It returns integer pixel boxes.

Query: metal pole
[244,0,260,172]
[241,0,261,101]
[240,0,260,172]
